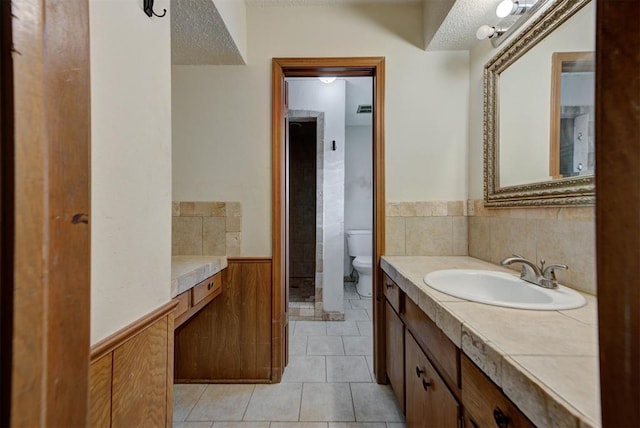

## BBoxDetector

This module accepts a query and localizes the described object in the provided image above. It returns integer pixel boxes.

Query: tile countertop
[171,256,228,298]
[381,256,600,428]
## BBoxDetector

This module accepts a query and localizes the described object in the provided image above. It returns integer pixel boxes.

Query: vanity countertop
[381,256,600,428]
[171,256,228,298]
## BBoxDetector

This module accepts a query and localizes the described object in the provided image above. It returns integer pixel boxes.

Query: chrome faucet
[500,254,568,289]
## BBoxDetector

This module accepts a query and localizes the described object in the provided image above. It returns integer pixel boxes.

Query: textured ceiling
[426,0,502,50]
[171,0,245,65]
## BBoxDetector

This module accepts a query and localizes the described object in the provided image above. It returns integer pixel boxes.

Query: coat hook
[143,0,166,18]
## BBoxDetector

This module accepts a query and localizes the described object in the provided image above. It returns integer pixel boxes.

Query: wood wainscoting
[174,258,273,383]
[89,301,178,428]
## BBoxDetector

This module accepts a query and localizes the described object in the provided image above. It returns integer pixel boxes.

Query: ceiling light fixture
[496,0,534,18]
[318,77,336,84]
[476,25,506,40]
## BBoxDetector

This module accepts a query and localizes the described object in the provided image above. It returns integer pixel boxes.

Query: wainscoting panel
[174,258,272,382]
[89,301,176,428]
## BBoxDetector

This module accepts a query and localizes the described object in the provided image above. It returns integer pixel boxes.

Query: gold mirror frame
[484,0,595,207]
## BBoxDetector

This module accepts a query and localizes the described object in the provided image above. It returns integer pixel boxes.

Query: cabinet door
[385,301,404,410]
[405,332,459,428]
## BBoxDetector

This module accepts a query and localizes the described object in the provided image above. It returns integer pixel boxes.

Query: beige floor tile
[351,384,404,422]
[289,335,308,356]
[243,383,303,421]
[188,384,255,421]
[365,356,375,381]
[271,424,328,428]
[174,384,207,422]
[329,424,386,428]
[349,300,372,311]
[343,336,372,356]
[356,321,373,337]
[282,356,326,382]
[326,356,372,383]
[327,321,360,336]
[300,383,355,422]
[212,423,269,428]
[174,422,213,428]
[385,423,406,428]
[307,336,345,356]
[365,310,374,320]
[295,321,327,336]
[344,309,369,321]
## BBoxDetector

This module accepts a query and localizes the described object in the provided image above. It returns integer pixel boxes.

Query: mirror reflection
[498,1,595,188]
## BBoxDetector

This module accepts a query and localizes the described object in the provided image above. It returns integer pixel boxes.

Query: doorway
[271,57,386,382]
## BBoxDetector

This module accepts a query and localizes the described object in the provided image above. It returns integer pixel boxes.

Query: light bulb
[476,25,496,40]
[496,0,516,18]
[318,77,336,84]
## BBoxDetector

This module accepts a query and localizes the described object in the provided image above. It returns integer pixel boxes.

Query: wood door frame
[10,0,91,425]
[595,1,640,425]
[272,57,386,382]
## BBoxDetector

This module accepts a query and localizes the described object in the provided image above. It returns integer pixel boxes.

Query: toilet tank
[346,229,372,257]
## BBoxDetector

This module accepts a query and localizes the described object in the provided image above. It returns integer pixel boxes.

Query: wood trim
[90,300,179,362]
[596,1,640,426]
[11,0,91,425]
[549,51,595,179]
[271,57,385,383]
[0,0,14,424]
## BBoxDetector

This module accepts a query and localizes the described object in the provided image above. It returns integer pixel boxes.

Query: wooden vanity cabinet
[385,301,405,409]
[405,332,459,427]
[462,355,534,428]
[173,272,222,329]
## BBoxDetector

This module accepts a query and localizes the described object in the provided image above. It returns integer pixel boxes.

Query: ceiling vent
[357,104,372,114]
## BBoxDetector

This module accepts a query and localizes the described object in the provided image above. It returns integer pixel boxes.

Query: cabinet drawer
[462,355,534,428]
[192,273,222,306]
[385,301,405,410]
[383,274,402,313]
[174,292,190,318]
[404,296,459,391]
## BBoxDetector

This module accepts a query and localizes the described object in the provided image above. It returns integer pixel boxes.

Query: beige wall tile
[447,201,464,216]
[385,217,406,256]
[172,217,203,255]
[398,202,416,217]
[226,202,242,217]
[489,218,537,266]
[226,215,242,232]
[203,217,226,255]
[172,201,180,216]
[452,217,468,256]
[385,202,401,217]
[405,217,453,256]
[432,201,448,216]
[179,201,225,217]
[415,201,433,217]
[468,217,491,262]
[535,219,596,294]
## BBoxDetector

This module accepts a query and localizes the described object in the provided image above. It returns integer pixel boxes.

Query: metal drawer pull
[493,407,510,428]
[415,366,425,377]
[385,282,393,289]
[422,378,431,390]
[208,282,214,290]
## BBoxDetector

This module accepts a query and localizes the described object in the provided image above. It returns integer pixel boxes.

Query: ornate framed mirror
[484,0,595,207]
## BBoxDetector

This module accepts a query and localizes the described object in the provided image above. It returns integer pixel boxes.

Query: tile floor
[174,282,406,428]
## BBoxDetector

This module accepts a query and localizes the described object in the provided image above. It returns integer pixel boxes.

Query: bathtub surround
[172,201,242,256]
[467,200,595,295]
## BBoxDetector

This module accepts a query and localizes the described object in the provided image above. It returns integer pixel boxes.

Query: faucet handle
[543,264,568,280]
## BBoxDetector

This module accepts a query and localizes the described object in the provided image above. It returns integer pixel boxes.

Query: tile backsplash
[172,201,241,256]
[386,200,595,295]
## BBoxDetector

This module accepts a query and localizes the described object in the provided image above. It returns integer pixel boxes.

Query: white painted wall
[90,0,172,344]
[213,0,247,63]
[287,79,346,313]
[172,4,470,256]
[344,126,373,274]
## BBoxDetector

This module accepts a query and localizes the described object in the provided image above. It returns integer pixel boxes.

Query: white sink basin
[423,269,586,310]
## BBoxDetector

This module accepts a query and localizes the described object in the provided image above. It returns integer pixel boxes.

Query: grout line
[182,383,209,422]
[241,384,257,421]
[348,382,358,422]
[298,383,305,422]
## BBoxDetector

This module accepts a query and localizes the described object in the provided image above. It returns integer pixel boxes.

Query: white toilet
[346,229,373,297]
